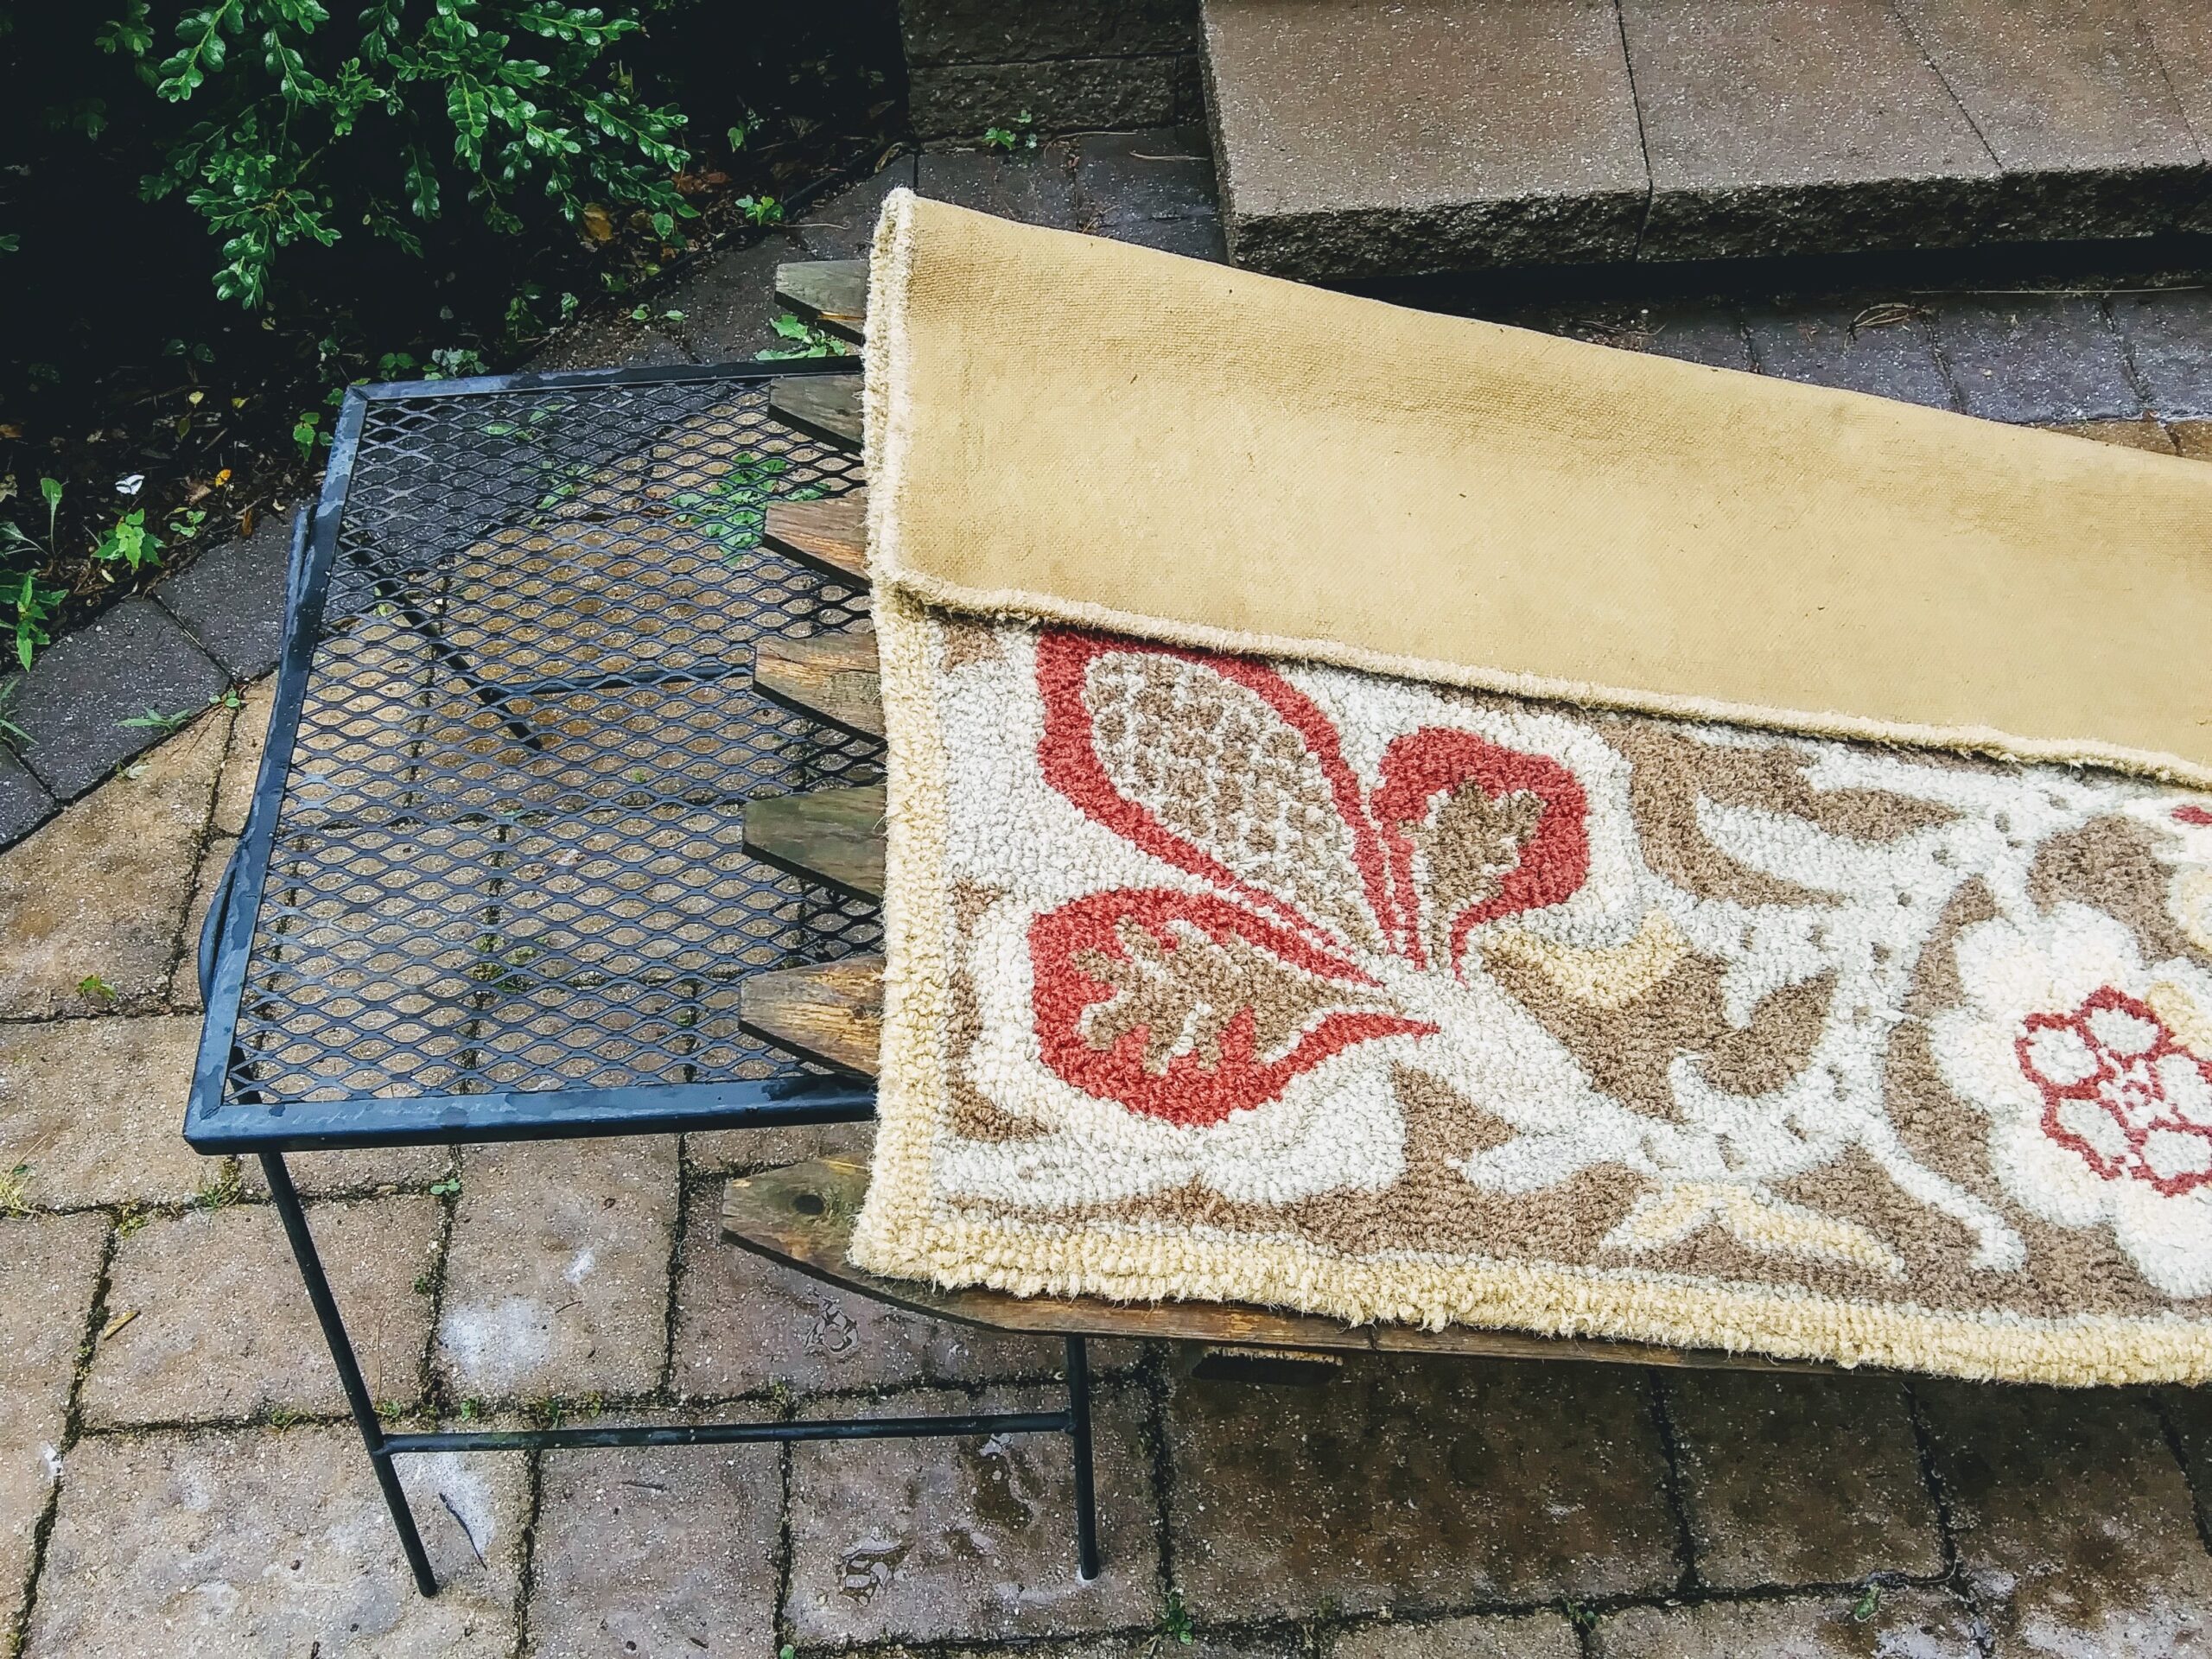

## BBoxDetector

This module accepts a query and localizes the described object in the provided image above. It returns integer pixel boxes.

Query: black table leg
[259,1152,440,1596]
[1065,1334,1100,1580]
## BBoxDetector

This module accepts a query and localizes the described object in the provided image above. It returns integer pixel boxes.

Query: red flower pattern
[2018,987,2212,1196]
[1027,632,1589,1126]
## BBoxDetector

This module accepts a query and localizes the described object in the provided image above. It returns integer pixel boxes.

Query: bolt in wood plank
[761,493,868,584]
[775,259,868,343]
[718,1158,1829,1372]
[754,628,884,738]
[743,783,886,897]
[768,372,863,448]
[740,957,885,1074]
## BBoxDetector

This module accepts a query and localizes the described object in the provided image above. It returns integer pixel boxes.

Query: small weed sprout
[195,1159,245,1211]
[120,706,193,734]
[982,111,1039,151]
[1161,1588,1194,1644]
[0,1163,31,1217]
[756,313,848,362]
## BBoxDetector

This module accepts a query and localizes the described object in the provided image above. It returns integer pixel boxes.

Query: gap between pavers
[1917,1379,2212,1656]
[0,1212,106,1638]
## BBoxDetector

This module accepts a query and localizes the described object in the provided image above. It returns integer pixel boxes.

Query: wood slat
[775,259,868,343]
[741,958,883,1073]
[743,784,886,897]
[720,1158,1831,1374]
[762,493,868,583]
[755,629,883,738]
[768,372,863,448]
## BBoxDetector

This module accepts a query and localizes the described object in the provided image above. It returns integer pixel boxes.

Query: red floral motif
[1027,632,1589,1124]
[2017,987,2212,1195]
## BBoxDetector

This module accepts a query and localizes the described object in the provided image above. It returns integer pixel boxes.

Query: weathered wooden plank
[775,259,868,343]
[741,958,884,1074]
[762,493,868,584]
[768,372,863,448]
[743,783,886,897]
[720,1158,1832,1374]
[755,629,883,738]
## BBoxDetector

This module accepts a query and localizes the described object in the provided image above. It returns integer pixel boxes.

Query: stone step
[1200,0,2212,282]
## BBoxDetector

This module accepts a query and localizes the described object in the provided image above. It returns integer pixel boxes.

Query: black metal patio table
[183,359,1100,1595]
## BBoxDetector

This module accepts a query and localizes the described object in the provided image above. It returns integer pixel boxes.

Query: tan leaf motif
[1600,1181,1905,1277]
[1073,917,1384,1077]
[1483,909,1692,1009]
[1409,782,1543,963]
[1083,652,1383,953]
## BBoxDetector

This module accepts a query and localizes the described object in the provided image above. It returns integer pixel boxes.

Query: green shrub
[95,0,696,307]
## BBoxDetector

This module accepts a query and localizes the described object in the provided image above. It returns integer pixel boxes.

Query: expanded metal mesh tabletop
[188,363,880,1150]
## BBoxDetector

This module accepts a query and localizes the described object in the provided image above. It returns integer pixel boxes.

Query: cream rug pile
[847,191,2212,1384]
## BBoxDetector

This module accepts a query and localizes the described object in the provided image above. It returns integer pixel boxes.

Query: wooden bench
[723,271,1826,1381]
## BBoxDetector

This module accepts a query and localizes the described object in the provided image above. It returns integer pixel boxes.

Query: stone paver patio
[5,143,2212,1657]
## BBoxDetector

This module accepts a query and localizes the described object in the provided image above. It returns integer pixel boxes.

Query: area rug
[847,192,2212,1384]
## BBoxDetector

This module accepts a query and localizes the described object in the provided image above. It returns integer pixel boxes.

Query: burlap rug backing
[849,193,2212,1382]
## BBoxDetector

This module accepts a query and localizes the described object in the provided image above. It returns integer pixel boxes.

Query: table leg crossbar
[260,1152,1103,1597]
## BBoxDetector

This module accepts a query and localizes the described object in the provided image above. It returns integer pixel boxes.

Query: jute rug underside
[851,597,2212,1384]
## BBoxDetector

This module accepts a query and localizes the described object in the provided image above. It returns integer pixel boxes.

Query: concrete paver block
[1919,1381,2212,1656]
[1625,0,1998,260]
[673,1184,1066,1397]
[1590,1587,1980,1656]
[1076,127,1219,227]
[22,1427,523,1657]
[526,1411,781,1659]
[0,709,227,1017]
[1166,1356,1678,1619]
[0,1015,221,1208]
[910,54,1200,141]
[1204,0,1648,280]
[3,598,228,804]
[2111,286,2212,419]
[918,143,1084,231]
[1743,301,1955,408]
[1334,1611,1582,1658]
[437,1136,678,1401]
[1663,1371,1943,1588]
[155,510,295,679]
[82,1195,441,1426]
[1936,293,2144,423]
[1891,0,2207,238]
[786,1383,1158,1643]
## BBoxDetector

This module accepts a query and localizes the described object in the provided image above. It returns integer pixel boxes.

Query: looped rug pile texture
[848,191,2212,1384]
